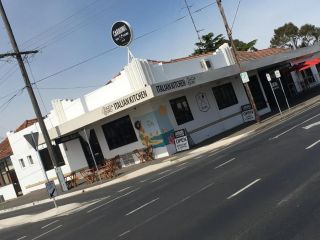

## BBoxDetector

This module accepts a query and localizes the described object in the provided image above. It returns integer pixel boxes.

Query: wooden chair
[133,149,148,163]
[144,145,154,161]
[80,168,96,184]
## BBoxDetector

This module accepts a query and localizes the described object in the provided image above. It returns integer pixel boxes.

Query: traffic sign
[266,73,271,82]
[111,21,133,47]
[275,70,281,78]
[240,72,250,83]
[45,181,57,198]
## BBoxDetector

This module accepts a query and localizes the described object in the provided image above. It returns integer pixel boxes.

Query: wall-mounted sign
[111,21,133,47]
[102,90,148,116]
[154,76,197,95]
[174,129,190,152]
[195,92,210,112]
[240,72,250,83]
[241,104,255,122]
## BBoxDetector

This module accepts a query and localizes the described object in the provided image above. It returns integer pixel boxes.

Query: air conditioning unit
[200,59,213,71]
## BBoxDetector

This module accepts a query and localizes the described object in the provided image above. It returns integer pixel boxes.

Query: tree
[192,32,258,55]
[192,32,226,55]
[270,22,299,48]
[270,22,320,48]
[233,39,258,51]
[299,24,320,47]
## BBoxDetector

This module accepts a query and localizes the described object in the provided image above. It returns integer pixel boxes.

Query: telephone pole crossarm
[0,50,39,59]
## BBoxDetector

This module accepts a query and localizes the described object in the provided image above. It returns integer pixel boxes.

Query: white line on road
[119,230,131,237]
[16,236,27,240]
[126,198,159,216]
[303,121,320,130]
[151,166,187,183]
[31,225,63,240]
[270,113,320,139]
[196,182,215,193]
[87,188,140,213]
[227,178,261,200]
[194,155,202,159]
[215,158,236,169]
[41,220,59,229]
[117,186,131,193]
[305,140,320,150]
[176,162,188,167]
[157,169,171,175]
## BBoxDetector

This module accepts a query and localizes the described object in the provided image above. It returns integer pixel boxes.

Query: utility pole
[216,0,260,123]
[0,1,68,193]
[184,0,202,43]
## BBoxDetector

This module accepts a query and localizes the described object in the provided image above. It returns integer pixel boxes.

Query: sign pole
[83,128,101,182]
[266,73,282,115]
[30,132,58,208]
[278,77,291,110]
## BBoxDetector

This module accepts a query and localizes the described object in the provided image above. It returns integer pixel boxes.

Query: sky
[0,0,319,139]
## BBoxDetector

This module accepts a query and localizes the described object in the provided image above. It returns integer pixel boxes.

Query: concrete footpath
[1,92,320,215]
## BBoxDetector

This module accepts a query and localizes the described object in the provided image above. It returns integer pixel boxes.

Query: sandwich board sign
[45,181,57,198]
[241,104,255,122]
[174,129,190,152]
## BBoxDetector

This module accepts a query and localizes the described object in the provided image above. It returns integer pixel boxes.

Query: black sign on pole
[111,21,133,47]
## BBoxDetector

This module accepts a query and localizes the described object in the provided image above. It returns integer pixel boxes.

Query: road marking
[151,166,187,183]
[126,198,159,216]
[227,178,261,199]
[270,113,320,139]
[41,220,59,229]
[117,186,131,193]
[140,178,150,183]
[196,182,214,193]
[176,162,188,167]
[119,230,131,237]
[31,225,63,240]
[303,121,320,130]
[17,236,27,240]
[305,140,320,150]
[194,155,202,159]
[157,169,171,175]
[215,158,236,169]
[87,188,140,213]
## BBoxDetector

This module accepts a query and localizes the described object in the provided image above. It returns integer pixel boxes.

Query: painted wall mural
[133,106,174,148]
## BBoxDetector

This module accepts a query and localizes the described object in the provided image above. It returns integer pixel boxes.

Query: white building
[2,43,320,199]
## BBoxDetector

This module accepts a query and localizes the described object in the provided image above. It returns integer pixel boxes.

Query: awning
[290,58,320,72]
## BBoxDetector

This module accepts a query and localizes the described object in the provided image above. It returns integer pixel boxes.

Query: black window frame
[39,145,65,171]
[212,83,238,110]
[170,96,194,125]
[102,115,138,150]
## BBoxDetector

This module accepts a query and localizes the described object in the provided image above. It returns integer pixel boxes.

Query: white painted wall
[0,184,17,201]
[7,123,74,195]
[63,139,88,171]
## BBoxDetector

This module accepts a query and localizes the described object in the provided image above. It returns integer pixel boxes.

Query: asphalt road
[2,104,320,240]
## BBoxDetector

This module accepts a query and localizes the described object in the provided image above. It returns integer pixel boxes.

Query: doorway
[248,75,267,110]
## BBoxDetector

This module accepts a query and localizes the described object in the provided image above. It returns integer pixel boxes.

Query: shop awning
[290,58,320,72]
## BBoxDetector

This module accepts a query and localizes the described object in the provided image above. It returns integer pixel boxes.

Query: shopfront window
[170,96,194,125]
[212,83,238,110]
[102,115,138,150]
[0,158,12,187]
[39,146,65,171]
[301,68,315,83]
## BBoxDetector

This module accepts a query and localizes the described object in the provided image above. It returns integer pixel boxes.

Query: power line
[231,0,242,31]
[0,87,25,113]
[30,2,215,85]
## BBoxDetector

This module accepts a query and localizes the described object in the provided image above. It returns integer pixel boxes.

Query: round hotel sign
[111,21,133,47]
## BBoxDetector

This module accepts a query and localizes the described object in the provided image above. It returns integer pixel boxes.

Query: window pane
[102,115,138,150]
[170,96,194,125]
[212,83,238,110]
[39,146,65,171]
[19,159,25,168]
[27,156,34,165]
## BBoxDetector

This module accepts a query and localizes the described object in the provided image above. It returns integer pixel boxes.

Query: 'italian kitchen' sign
[102,89,151,116]
[154,75,196,95]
